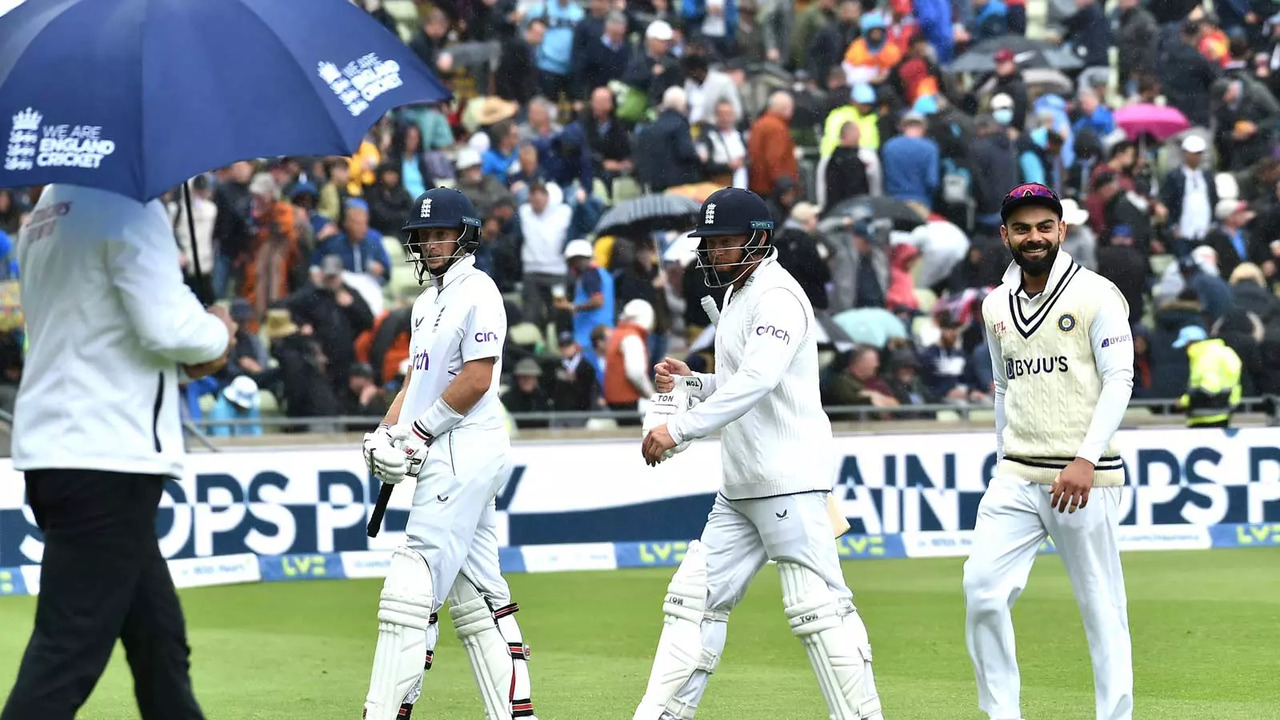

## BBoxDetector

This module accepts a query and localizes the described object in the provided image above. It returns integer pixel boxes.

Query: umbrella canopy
[1114,103,1191,142]
[0,0,451,201]
[948,36,1084,73]
[593,194,700,238]
[979,68,1073,97]
[831,308,908,349]
[815,314,856,352]
[822,195,927,232]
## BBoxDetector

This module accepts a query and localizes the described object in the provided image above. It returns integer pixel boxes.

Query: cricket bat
[826,494,851,538]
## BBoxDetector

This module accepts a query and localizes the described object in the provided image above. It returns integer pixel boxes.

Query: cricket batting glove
[642,377,696,462]
[392,422,435,480]
[363,425,407,485]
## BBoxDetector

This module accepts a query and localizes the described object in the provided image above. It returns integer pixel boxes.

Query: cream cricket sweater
[982,250,1135,487]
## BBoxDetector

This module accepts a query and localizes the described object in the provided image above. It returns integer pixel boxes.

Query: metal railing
[176,396,1280,450]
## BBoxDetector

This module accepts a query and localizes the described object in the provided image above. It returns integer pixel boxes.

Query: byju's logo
[420,198,432,218]
[1005,356,1068,379]
[1101,334,1131,348]
[474,331,498,343]
[755,324,790,343]
[704,203,716,224]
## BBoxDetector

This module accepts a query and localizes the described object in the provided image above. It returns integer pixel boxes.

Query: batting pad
[633,541,725,720]
[365,547,437,720]
[448,579,516,720]
[779,561,883,720]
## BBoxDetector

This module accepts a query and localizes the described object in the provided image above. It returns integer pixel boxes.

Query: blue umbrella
[0,0,451,202]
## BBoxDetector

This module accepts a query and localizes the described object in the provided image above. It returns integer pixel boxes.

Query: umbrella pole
[182,181,210,305]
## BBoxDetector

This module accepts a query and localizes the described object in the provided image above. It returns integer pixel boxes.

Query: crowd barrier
[1,427,1277,596]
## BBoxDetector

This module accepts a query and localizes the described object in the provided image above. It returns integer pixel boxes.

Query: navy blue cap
[688,187,774,238]
[402,187,482,232]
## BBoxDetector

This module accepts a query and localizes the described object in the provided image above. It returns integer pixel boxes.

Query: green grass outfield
[1,548,1278,719]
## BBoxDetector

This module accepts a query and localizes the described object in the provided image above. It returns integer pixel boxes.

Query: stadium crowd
[1,0,1280,433]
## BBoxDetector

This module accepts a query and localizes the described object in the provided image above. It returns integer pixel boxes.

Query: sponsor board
[0,524,1268,597]
[1,428,1278,567]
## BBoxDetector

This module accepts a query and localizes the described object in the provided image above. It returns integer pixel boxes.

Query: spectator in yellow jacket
[1174,325,1243,428]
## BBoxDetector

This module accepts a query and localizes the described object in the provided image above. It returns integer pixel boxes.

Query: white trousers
[963,476,1133,720]
[404,427,512,610]
[669,491,854,710]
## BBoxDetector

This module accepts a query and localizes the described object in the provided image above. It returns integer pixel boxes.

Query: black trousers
[1,470,205,720]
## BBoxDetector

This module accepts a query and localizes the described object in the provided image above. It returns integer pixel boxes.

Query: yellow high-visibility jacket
[1180,339,1242,427]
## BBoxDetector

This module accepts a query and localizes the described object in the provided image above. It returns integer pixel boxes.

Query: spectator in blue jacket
[913,0,954,63]
[968,0,1009,42]
[529,0,584,101]
[482,120,522,182]
[881,111,940,211]
[1071,88,1116,138]
[310,199,392,286]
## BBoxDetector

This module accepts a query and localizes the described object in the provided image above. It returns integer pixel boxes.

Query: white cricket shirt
[13,184,229,477]
[401,255,507,433]
[982,250,1134,487]
[668,251,835,500]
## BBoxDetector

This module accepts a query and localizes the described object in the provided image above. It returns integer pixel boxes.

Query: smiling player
[360,188,537,720]
[966,183,1135,720]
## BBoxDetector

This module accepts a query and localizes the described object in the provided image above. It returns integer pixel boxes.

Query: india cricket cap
[688,187,774,238]
[1000,182,1063,223]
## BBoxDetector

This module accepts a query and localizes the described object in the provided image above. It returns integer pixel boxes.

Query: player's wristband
[410,420,435,446]
[415,398,464,438]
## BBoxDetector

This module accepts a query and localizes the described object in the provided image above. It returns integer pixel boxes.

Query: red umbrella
[1114,104,1191,141]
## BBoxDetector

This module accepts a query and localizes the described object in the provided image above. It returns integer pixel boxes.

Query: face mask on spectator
[993,109,1014,126]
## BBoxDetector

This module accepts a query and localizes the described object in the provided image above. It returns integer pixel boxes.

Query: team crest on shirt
[1057,313,1077,333]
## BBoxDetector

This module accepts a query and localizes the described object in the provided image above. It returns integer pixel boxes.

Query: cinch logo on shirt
[412,349,430,370]
[474,331,498,343]
[754,325,790,343]
[1101,334,1131,348]
[1005,356,1068,379]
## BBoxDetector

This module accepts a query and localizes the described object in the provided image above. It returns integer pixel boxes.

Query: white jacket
[517,200,572,276]
[13,185,228,477]
[668,252,835,499]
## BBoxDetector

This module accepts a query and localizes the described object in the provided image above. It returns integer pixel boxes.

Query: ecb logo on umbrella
[317,53,404,118]
[5,108,41,172]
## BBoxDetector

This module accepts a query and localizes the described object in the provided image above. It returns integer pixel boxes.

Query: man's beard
[1010,241,1059,277]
